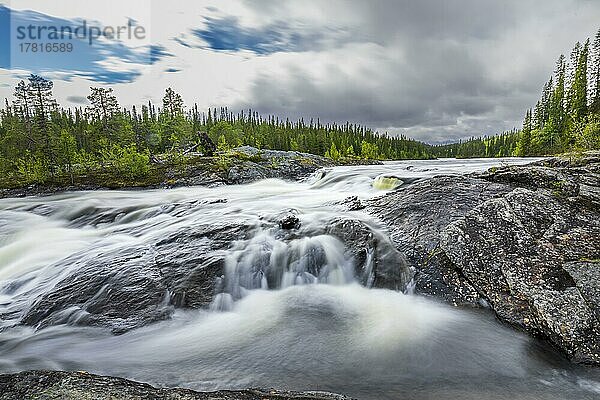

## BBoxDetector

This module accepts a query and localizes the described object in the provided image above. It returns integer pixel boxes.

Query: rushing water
[1,157,599,400]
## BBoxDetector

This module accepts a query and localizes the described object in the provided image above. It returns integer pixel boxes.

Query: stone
[0,370,353,400]
[279,213,301,230]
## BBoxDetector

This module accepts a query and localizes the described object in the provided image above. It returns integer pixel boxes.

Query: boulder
[225,147,336,184]
[365,175,510,304]
[364,152,600,364]
[326,217,411,290]
[14,211,412,332]
[0,370,353,400]
[278,213,301,230]
[18,222,251,334]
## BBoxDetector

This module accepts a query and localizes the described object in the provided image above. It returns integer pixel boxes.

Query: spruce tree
[28,74,57,132]
[162,87,184,118]
[86,87,120,122]
[590,29,600,114]
[569,40,589,124]
[549,55,567,148]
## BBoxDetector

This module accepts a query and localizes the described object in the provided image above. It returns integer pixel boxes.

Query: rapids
[1,157,599,400]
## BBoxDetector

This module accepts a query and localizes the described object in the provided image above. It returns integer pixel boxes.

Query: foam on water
[1,157,599,399]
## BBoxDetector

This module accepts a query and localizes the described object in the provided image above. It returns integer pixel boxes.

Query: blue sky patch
[188,16,323,55]
[0,5,170,84]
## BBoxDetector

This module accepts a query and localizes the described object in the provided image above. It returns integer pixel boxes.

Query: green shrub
[99,144,150,180]
[16,154,50,184]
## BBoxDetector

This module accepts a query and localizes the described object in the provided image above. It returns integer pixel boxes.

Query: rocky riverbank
[0,370,353,400]
[366,151,600,365]
[2,152,599,398]
[0,146,380,199]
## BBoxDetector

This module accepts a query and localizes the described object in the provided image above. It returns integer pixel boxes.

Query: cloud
[0,5,171,84]
[178,16,342,55]
[222,0,600,143]
[66,95,88,104]
[230,40,509,143]
[1,0,599,143]
[150,45,173,63]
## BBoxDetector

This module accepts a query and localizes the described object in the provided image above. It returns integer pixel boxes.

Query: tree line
[438,28,600,158]
[1,28,599,186]
[0,77,436,185]
[515,29,600,155]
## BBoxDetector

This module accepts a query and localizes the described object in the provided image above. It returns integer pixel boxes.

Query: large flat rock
[365,152,600,365]
[0,370,353,400]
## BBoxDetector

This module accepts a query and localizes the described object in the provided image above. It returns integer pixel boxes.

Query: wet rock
[365,175,510,302]
[279,213,301,230]
[481,151,600,207]
[364,152,600,364]
[0,147,338,198]
[225,146,336,184]
[529,287,600,364]
[336,195,365,211]
[563,261,600,321]
[19,223,251,334]
[326,218,412,290]
[227,162,271,183]
[480,165,579,197]
[439,183,600,363]
[0,370,354,400]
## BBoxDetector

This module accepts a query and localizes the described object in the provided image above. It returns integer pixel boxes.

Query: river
[1,157,599,399]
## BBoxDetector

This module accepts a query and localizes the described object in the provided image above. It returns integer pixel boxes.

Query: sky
[1,0,599,144]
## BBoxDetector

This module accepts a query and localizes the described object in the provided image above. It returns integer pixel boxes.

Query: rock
[362,152,600,364]
[481,151,600,207]
[529,287,600,364]
[563,261,600,321]
[335,195,365,211]
[0,147,339,198]
[480,165,579,197]
[14,210,413,332]
[439,183,600,363]
[0,370,354,400]
[326,218,412,290]
[365,176,510,303]
[279,213,301,230]
[225,147,336,184]
[226,162,270,183]
[18,222,251,334]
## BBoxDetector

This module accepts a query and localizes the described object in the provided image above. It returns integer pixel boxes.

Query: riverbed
[1,157,599,399]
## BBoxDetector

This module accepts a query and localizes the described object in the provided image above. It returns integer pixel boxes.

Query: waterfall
[211,229,355,310]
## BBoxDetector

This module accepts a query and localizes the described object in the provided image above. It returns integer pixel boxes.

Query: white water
[1,157,599,399]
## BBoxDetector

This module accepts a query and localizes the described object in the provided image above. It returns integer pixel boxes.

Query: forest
[437,29,600,158]
[0,30,599,187]
[0,79,435,187]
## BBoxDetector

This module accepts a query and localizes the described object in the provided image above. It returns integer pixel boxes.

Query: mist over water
[1,157,599,400]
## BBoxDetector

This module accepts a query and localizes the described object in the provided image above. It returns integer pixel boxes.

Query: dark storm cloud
[234,39,511,142]
[222,0,600,143]
[242,0,518,42]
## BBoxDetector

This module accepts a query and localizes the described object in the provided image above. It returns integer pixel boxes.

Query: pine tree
[86,87,120,122]
[12,80,34,149]
[28,74,57,131]
[569,39,589,124]
[549,54,567,148]
[162,87,184,118]
[533,78,553,129]
[589,29,600,114]
[516,109,532,156]
[566,41,582,91]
